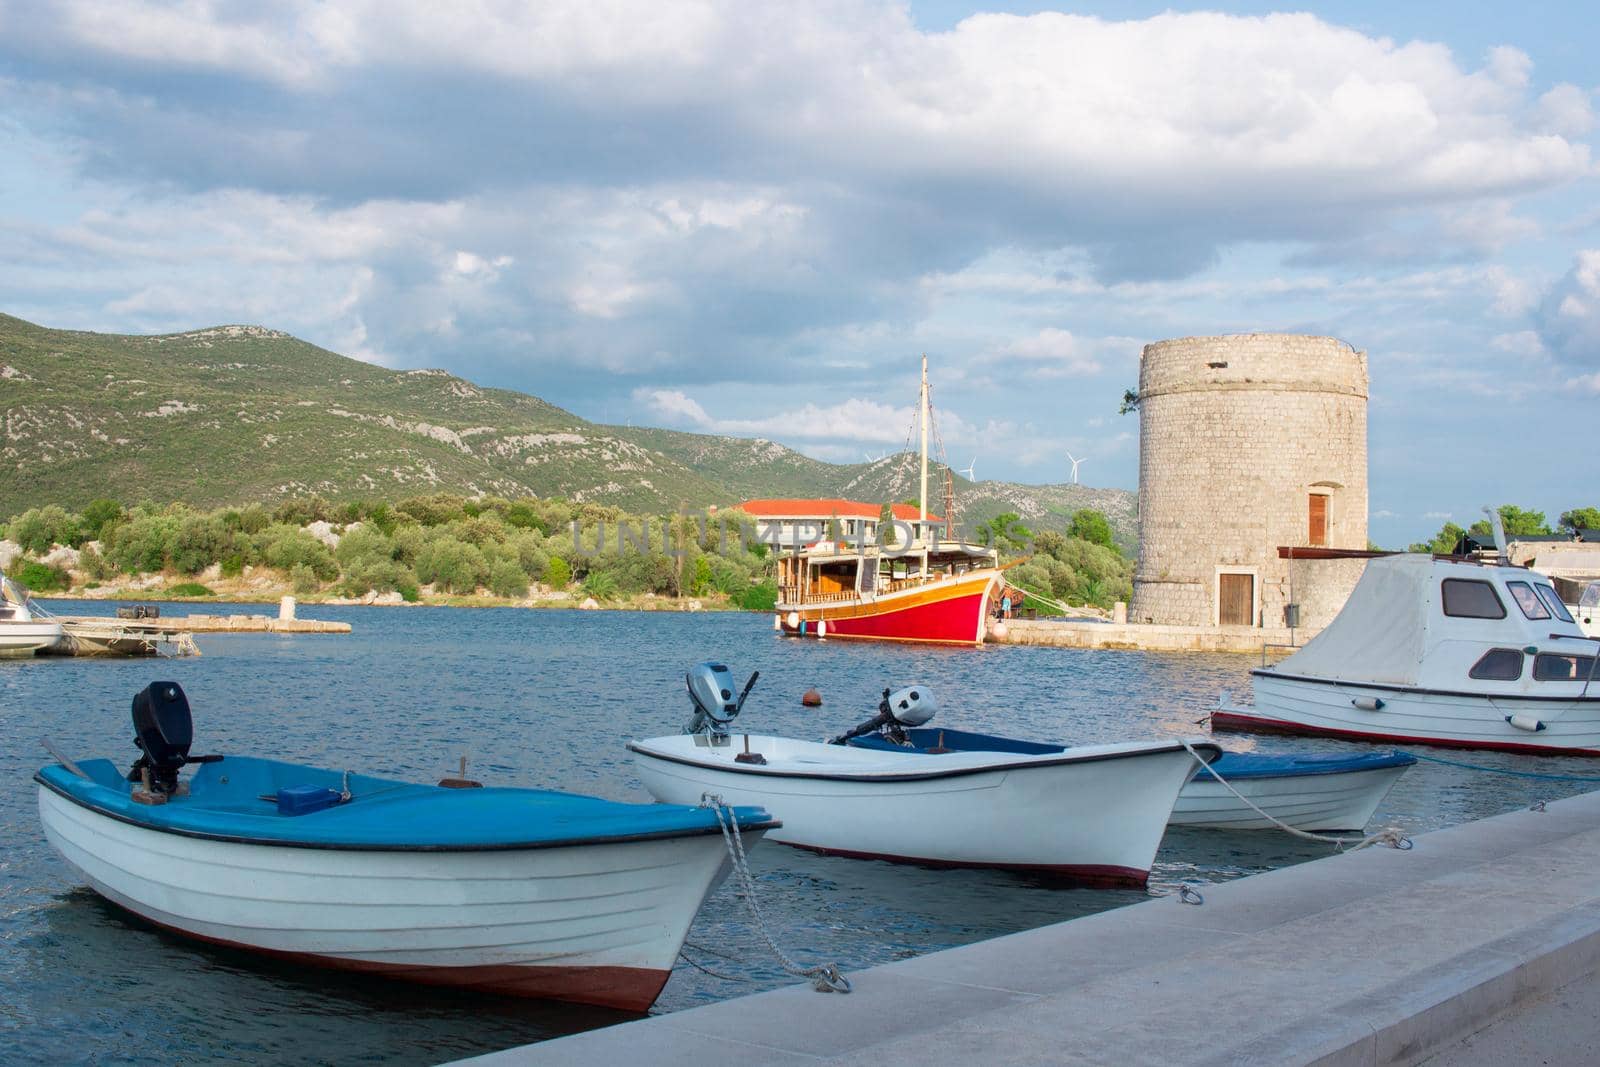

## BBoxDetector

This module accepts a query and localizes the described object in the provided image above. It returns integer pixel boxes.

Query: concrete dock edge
[458,790,1600,1066]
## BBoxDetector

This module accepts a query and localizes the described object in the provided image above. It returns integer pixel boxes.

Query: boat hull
[1171,762,1410,831]
[630,736,1209,887]
[776,571,1000,646]
[38,785,749,1011]
[1215,672,1600,756]
[0,620,64,654]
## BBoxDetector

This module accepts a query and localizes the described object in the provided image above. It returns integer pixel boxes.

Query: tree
[1069,508,1115,549]
[975,512,1032,554]
[1467,505,1551,539]
[1559,507,1600,535]
[544,555,571,589]
[1409,521,1466,555]
[876,503,898,547]
[80,498,125,541]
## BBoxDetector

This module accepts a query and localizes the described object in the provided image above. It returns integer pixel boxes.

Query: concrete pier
[464,789,1600,1066]
[996,617,1306,655]
[56,613,351,634]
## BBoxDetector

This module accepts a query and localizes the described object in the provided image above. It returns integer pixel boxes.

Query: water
[4,604,1597,1064]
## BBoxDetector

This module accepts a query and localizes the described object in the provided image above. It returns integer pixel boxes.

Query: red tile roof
[736,498,943,523]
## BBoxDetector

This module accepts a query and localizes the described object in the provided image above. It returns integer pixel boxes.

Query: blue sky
[2,2,1596,546]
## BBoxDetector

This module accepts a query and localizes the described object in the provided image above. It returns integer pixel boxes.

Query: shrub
[290,563,321,594]
[167,582,214,597]
[414,536,488,594]
[8,559,70,593]
[259,526,340,581]
[396,493,468,527]
[81,498,125,541]
[171,515,234,575]
[488,558,530,599]
[337,556,419,598]
[504,502,548,533]
[544,555,571,589]
[9,505,81,554]
[78,543,114,581]
[738,580,778,611]
[582,570,619,601]
[105,510,182,573]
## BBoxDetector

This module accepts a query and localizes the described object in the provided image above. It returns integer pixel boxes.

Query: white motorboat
[0,575,64,655]
[37,681,778,1011]
[630,664,1219,887]
[1214,548,1600,755]
[846,727,1414,833]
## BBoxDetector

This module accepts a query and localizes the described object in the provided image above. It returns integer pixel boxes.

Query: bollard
[1113,600,1128,624]
[279,595,297,621]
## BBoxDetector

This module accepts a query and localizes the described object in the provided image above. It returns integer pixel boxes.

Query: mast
[918,354,929,531]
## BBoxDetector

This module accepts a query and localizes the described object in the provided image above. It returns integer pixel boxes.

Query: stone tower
[1130,334,1368,630]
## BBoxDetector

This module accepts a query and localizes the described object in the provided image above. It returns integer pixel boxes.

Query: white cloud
[1536,249,1600,365]
[1534,84,1596,137]
[1423,511,1453,520]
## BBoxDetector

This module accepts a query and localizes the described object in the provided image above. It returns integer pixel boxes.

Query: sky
[1,1,1596,547]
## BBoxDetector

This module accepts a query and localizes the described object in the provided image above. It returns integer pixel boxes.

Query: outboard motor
[683,662,760,737]
[828,685,937,746]
[127,681,220,794]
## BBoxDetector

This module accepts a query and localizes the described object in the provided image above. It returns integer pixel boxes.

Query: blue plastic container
[277,784,343,816]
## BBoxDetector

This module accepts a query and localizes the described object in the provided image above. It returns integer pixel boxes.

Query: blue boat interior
[38,756,776,849]
[847,727,1416,779]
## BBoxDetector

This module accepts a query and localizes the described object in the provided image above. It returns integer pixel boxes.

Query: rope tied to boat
[700,793,852,995]
[1180,741,1413,854]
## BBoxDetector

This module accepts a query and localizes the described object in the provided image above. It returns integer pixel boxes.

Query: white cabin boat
[0,575,64,655]
[1214,554,1600,755]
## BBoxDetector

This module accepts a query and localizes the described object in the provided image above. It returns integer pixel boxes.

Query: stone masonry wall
[1130,334,1368,629]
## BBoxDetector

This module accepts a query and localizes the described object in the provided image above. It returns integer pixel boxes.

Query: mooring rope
[702,794,852,994]
[1180,741,1412,853]
[1399,751,1600,783]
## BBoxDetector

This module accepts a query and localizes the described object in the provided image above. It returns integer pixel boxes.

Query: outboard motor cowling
[683,662,760,737]
[129,681,193,794]
[828,685,938,745]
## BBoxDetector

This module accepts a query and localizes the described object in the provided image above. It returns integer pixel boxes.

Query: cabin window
[1533,653,1597,682]
[1535,584,1575,624]
[1308,494,1329,547]
[1441,579,1506,619]
[1506,581,1550,620]
[1468,648,1524,681]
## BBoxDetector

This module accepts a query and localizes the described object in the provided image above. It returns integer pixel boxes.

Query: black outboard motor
[683,662,759,737]
[127,681,219,794]
[828,685,938,746]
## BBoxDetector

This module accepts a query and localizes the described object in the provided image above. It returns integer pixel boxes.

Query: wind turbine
[959,456,977,482]
[1065,450,1086,484]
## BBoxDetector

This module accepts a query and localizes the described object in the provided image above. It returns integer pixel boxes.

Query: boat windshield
[1,575,31,606]
[1537,584,1575,623]
[1507,581,1550,620]
[1582,582,1600,610]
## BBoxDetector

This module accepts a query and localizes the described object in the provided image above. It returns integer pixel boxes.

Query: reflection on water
[2,604,1594,1062]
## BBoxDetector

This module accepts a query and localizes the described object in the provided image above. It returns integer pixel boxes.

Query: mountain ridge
[0,312,1137,543]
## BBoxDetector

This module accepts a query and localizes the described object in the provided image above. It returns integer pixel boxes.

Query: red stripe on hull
[783,842,1149,889]
[90,892,668,1011]
[784,588,991,645]
[1211,709,1600,758]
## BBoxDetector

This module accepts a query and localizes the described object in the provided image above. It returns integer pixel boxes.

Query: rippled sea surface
[4,603,1597,1064]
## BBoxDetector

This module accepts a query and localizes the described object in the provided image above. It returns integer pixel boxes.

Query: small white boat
[1169,749,1414,831]
[846,727,1414,833]
[630,665,1219,887]
[37,681,778,1011]
[0,575,64,655]
[1214,547,1600,755]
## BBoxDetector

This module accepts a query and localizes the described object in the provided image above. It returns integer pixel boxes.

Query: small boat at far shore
[630,664,1218,887]
[1,575,64,655]
[37,681,778,1011]
[848,727,1415,833]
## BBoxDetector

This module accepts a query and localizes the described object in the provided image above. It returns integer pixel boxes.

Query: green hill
[0,312,1136,542]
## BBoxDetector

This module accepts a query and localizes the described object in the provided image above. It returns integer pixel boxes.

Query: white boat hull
[39,785,748,1010]
[1217,672,1600,756]
[630,735,1210,886]
[1170,763,1409,831]
[0,620,64,654]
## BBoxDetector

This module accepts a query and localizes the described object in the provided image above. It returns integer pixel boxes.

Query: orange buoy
[801,688,823,707]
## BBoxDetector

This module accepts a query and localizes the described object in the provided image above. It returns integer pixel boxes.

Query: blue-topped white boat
[849,727,1414,832]
[36,682,777,1011]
